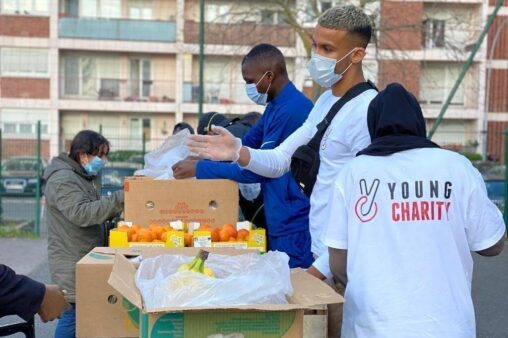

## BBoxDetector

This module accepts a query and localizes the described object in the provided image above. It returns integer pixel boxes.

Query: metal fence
[0,122,43,237]
[1,123,507,237]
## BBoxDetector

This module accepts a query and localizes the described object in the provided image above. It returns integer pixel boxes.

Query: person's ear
[266,71,274,83]
[79,153,88,165]
[351,48,366,64]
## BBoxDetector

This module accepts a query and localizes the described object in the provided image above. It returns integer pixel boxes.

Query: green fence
[1,124,507,237]
[0,122,44,237]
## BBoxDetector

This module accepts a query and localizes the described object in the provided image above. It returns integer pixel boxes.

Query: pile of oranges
[116,223,250,246]
[195,223,250,242]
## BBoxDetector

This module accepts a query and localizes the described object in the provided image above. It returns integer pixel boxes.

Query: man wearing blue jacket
[173,44,314,268]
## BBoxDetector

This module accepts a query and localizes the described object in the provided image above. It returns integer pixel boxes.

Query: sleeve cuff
[325,238,348,250]
[470,227,506,252]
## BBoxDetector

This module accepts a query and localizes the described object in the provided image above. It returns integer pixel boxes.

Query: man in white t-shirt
[326,83,506,338]
[187,5,377,281]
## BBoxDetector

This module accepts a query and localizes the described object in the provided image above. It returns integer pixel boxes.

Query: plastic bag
[134,129,192,179]
[135,251,293,310]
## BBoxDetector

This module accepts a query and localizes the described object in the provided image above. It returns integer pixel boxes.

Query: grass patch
[0,228,37,239]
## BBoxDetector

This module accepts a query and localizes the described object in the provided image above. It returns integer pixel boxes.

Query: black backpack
[290,81,377,197]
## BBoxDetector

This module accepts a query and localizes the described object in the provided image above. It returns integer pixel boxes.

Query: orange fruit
[148,223,159,230]
[210,228,220,242]
[198,224,212,231]
[237,229,249,240]
[219,228,230,242]
[118,225,130,231]
[228,237,237,242]
[184,233,193,247]
[137,229,154,242]
[163,225,173,232]
[151,226,164,240]
[130,233,139,242]
[131,224,141,231]
[222,224,237,238]
[153,239,164,243]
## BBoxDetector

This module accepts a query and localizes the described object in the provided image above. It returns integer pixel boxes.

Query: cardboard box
[108,252,344,338]
[76,247,255,338]
[124,177,239,228]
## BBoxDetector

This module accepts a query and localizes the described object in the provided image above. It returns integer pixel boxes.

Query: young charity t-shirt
[245,88,377,277]
[325,148,506,338]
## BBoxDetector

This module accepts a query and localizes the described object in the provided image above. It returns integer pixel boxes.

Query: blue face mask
[245,72,271,106]
[84,156,106,176]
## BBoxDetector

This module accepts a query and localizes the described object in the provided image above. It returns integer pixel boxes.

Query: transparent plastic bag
[135,251,293,310]
[134,129,192,179]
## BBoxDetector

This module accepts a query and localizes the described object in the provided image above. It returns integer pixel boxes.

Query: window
[128,0,153,20]
[80,0,121,18]
[129,59,152,98]
[0,48,49,77]
[0,109,49,136]
[0,0,49,15]
[423,19,446,48]
[260,10,287,25]
[206,3,230,23]
[63,55,121,98]
[419,63,465,106]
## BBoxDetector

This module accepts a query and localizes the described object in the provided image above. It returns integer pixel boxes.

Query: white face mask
[307,49,356,88]
[245,72,271,106]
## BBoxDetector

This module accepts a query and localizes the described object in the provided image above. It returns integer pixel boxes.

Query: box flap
[107,253,142,309]
[288,269,344,306]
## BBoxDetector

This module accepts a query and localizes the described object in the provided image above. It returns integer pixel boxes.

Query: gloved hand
[187,125,242,162]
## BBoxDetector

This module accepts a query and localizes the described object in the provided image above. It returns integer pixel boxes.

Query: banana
[177,250,210,274]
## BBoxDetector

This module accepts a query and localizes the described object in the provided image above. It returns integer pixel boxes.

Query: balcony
[183,81,251,105]
[183,21,295,47]
[59,17,176,42]
[60,76,176,104]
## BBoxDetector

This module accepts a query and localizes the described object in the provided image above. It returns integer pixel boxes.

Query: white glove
[187,125,242,162]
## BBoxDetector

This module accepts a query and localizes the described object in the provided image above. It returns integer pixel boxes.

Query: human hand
[172,159,198,179]
[187,125,242,162]
[38,285,71,322]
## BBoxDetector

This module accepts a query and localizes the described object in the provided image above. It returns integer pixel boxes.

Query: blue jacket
[196,82,313,236]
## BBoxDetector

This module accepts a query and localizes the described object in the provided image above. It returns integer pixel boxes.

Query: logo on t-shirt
[388,180,452,222]
[355,179,380,222]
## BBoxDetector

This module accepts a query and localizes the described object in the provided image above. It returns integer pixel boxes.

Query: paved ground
[0,237,507,337]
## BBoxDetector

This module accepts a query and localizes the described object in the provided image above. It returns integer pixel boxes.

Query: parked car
[0,156,47,196]
[100,162,141,196]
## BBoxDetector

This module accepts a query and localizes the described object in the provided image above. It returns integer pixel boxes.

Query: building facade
[0,0,506,160]
[378,0,490,156]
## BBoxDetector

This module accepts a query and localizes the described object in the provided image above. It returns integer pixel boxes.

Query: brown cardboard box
[108,252,344,338]
[76,247,255,338]
[124,177,238,228]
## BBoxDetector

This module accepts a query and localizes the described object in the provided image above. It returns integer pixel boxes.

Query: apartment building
[0,0,506,160]
[377,0,491,156]
[0,0,308,159]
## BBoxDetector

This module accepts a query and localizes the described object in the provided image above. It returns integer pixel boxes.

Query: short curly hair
[318,5,372,47]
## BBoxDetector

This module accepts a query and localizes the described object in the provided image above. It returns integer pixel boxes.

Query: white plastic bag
[134,129,192,179]
[135,251,293,310]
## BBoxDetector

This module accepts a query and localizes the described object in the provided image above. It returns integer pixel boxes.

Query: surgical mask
[307,49,356,88]
[245,72,271,105]
[84,156,106,176]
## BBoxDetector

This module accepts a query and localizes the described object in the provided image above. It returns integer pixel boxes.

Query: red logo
[355,179,380,222]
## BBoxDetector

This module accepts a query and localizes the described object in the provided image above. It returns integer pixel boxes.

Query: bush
[459,152,483,162]
[108,150,144,163]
